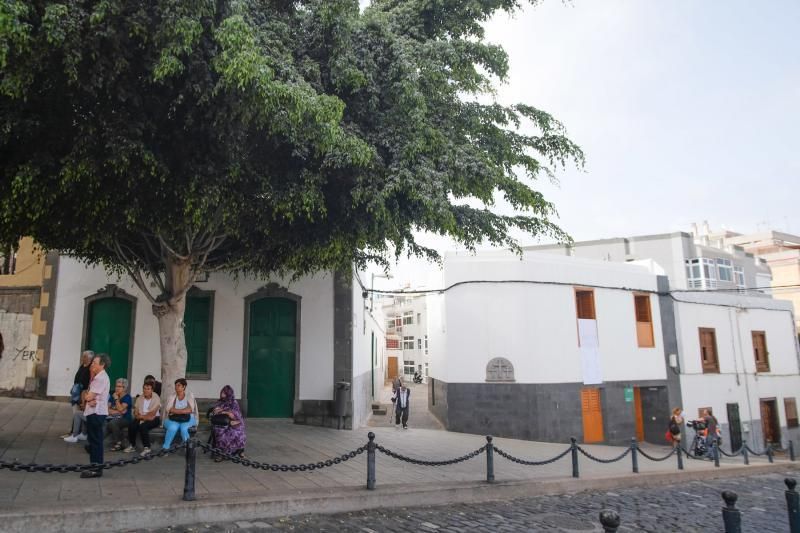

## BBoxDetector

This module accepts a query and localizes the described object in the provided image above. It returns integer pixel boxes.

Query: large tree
[0,0,583,392]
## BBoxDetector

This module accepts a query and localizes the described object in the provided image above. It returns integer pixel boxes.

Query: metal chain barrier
[635,445,678,462]
[744,445,768,457]
[0,443,186,473]
[576,445,631,464]
[717,447,743,458]
[493,445,572,466]
[196,441,365,472]
[375,443,485,466]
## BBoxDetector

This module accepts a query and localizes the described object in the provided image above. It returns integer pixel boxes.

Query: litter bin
[334,381,350,417]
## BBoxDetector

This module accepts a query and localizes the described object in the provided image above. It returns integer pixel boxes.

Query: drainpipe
[734,307,757,448]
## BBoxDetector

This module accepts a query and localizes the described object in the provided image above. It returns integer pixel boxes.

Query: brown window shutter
[699,328,719,373]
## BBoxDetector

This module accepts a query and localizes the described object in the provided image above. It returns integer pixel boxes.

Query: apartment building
[381,291,430,381]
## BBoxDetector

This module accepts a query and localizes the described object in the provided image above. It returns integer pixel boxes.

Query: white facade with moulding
[46,256,383,430]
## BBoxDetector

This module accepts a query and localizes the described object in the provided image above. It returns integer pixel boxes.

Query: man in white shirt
[81,353,111,478]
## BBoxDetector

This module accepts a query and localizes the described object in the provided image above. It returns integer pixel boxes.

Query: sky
[367,1,800,287]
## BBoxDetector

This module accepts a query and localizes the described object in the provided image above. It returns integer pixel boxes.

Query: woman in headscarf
[209,385,246,462]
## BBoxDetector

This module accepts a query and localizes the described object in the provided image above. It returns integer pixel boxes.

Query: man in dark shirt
[702,408,719,458]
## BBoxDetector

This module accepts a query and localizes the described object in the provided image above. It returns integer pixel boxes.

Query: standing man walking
[392,382,411,429]
[81,353,111,478]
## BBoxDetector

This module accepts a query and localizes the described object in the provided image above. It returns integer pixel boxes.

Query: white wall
[674,292,800,440]
[435,251,666,385]
[47,258,335,400]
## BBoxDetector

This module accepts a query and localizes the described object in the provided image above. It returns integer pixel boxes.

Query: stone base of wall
[431,379,670,446]
[294,399,352,430]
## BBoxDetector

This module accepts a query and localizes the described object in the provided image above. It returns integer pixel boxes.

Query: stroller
[686,420,708,457]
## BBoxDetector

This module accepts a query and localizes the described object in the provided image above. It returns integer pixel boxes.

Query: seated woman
[125,381,161,456]
[162,378,198,449]
[63,390,88,443]
[106,378,133,451]
[209,385,246,462]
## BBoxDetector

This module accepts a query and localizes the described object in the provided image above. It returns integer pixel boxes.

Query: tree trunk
[154,258,191,402]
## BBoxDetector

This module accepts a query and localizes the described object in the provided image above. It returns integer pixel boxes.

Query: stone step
[371,402,381,410]
[372,408,387,415]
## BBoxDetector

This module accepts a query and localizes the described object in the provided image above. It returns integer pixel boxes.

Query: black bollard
[767,444,774,464]
[599,509,621,532]
[721,490,742,533]
[570,437,579,479]
[712,439,720,468]
[630,437,639,474]
[677,446,684,470]
[790,441,796,462]
[786,478,800,533]
[485,436,495,483]
[742,445,749,465]
[183,438,197,502]
[366,432,376,490]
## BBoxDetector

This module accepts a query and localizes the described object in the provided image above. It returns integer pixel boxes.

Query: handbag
[210,413,231,427]
[169,413,191,423]
[665,430,673,443]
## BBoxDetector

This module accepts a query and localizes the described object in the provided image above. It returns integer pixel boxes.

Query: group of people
[667,406,720,458]
[63,350,248,477]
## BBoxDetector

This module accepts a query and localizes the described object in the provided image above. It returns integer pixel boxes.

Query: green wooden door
[185,294,211,376]
[247,298,296,418]
[86,297,133,385]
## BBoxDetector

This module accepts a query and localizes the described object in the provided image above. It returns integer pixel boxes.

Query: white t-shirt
[142,397,160,418]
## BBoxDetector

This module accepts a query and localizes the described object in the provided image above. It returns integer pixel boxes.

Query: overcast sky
[368,1,800,285]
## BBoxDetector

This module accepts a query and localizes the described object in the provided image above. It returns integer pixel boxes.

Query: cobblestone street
[135,471,796,532]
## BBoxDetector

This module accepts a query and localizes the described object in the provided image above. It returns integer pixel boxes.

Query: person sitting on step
[106,378,133,451]
[162,378,198,450]
[124,381,161,456]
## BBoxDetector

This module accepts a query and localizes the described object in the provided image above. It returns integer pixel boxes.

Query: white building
[672,290,800,450]
[46,257,385,429]
[428,250,800,449]
[428,251,672,445]
[381,291,431,381]
[526,228,772,292]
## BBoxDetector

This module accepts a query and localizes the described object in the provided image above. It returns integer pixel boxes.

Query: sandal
[110,443,123,452]
[214,456,224,463]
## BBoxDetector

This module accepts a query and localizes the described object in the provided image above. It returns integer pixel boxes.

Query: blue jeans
[163,415,197,449]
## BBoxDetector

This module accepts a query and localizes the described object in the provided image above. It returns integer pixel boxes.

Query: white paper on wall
[578,318,602,385]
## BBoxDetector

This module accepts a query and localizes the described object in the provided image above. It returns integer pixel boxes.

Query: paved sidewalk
[0,396,794,532]
[367,381,444,430]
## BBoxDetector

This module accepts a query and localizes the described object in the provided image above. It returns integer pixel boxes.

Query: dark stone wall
[438,379,670,445]
[0,287,39,314]
[428,377,449,427]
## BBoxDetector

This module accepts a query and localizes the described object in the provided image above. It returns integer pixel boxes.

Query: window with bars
[403,336,414,350]
[785,398,799,428]
[634,294,654,347]
[685,258,718,289]
[403,360,415,375]
[699,328,720,373]
[386,338,399,349]
[403,312,413,325]
[752,331,770,372]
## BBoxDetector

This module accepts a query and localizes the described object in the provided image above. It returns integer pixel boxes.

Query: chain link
[493,445,572,466]
[635,446,678,462]
[576,445,631,464]
[744,445,769,457]
[196,441,365,471]
[717,447,742,458]
[0,443,186,473]
[375,444,486,466]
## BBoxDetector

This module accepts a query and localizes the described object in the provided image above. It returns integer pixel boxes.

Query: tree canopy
[1,0,582,299]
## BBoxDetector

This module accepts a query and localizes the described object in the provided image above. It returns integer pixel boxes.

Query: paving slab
[0,395,796,532]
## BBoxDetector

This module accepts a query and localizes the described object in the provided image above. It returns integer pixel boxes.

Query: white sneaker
[140,447,151,457]
[76,433,88,441]
[63,435,78,443]
[122,445,135,453]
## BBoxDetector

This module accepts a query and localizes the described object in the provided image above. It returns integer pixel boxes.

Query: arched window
[486,357,515,382]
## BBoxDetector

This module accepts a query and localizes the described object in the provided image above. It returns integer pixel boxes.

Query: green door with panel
[86,297,133,385]
[247,297,296,418]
